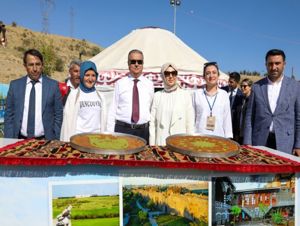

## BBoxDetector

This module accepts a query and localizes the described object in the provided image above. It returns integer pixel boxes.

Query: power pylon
[41,0,55,34]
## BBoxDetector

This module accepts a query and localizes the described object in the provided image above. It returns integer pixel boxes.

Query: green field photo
[51,180,120,226]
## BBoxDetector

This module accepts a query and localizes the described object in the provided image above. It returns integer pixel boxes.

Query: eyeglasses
[164,71,178,77]
[26,62,42,68]
[129,60,143,65]
[241,85,249,89]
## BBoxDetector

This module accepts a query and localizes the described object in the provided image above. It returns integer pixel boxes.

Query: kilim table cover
[0,139,300,173]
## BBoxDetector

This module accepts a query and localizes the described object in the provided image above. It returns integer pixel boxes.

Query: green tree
[138,210,148,224]
[146,200,155,210]
[39,41,57,76]
[230,205,241,226]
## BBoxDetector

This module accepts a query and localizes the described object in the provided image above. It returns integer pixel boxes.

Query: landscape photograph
[212,174,295,226]
[122,177,209,226]
[50,180,120,226]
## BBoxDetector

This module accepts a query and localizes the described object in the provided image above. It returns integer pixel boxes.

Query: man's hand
[293,148,300,156]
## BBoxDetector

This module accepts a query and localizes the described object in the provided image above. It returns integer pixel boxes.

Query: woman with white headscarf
[149,63,194,145]
[60,61,106,142]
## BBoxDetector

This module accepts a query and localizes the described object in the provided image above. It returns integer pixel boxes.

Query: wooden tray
[70,132,146,155]
[166,134,240,158]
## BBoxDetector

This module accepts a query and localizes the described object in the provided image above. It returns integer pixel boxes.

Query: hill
[0,25,264,85]
[0,25,103,84]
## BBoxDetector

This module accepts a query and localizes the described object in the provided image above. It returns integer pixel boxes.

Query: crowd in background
[3,48,300,157]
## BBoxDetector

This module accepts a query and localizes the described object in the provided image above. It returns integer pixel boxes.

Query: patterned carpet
[0,139,299,173]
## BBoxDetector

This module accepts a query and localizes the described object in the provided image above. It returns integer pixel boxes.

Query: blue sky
[1,0,300,79]
[52,181,119,198]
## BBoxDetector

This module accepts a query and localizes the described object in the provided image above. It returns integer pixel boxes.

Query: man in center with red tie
[107,49,154,144]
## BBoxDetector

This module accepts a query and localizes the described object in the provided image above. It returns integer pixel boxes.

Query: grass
[126,215,150,226]
[72,217,119,226]
[155,215,193,226]
[53,196,119,219]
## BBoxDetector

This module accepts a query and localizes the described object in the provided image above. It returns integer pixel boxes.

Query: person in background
[222,72,243,141]
[238,78,253,144]
[243,49,300,155]
[149,63,194,145]
[60,61,106,142]
[4,49,63,140]
[192,62,232,138]
[107,49,154,143]
[0,21,6,47]
[66,60,81,90]
[60,60,81,106]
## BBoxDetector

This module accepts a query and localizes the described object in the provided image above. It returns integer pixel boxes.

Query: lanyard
[204,90,218,116]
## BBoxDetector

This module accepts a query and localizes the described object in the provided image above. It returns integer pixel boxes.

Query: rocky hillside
[0,25,103,84]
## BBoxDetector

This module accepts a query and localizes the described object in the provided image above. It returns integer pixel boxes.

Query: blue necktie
[27,80,37,138]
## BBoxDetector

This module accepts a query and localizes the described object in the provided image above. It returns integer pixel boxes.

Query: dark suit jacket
[4,75,63,140]
[222,86,243,140]
[243,76,300,154]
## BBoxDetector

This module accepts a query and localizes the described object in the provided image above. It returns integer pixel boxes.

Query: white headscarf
[161,63,180,92]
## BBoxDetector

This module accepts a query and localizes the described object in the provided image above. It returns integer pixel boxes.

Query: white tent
[90,27,228,89]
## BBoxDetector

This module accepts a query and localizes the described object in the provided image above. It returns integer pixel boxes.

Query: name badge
[206,116,216,131]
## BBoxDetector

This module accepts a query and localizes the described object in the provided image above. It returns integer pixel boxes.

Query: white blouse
[192,88,233,138]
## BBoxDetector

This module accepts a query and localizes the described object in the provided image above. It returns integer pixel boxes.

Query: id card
[206,116,216,131]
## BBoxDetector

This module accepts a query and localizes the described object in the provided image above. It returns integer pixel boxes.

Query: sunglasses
[129,60,143,65]
[164,71,178,77]
[204,61,218,67]
[241,85,249,88]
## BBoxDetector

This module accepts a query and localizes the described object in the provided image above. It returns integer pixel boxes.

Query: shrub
[272,211,283,224]
[55,58,64,72]
[90,46,101,56]
[12,21,17,27]
[39,41,57,76]
[15,46,26,52]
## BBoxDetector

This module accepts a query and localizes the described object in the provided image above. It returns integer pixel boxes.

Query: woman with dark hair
[60,61,106,141]
[192,62,232,138]
[239,78,253,143]
[149,63,194,145]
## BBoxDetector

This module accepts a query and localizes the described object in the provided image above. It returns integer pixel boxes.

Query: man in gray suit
[243,49,300,155]
[4,49,63,140]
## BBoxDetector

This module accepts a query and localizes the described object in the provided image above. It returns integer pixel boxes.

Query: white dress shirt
[267,76,283,132]
[192,87,233,138]
[20,76,44,137]
[67,79,78,92]
[107,74,154,132]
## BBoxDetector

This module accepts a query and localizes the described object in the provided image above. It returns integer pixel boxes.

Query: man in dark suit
[4,49,63,140]
[243,49,300,155]
[223,72,244,142]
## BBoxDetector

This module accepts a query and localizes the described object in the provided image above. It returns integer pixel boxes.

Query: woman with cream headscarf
[60,61,106,142]
[149,63,194,145]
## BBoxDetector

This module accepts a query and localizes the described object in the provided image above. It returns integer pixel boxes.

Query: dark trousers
[18,133,45,140]
[266,132,276,150]
[115,123,149,144]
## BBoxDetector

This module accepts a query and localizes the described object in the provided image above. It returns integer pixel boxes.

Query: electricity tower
[41,0,55,34]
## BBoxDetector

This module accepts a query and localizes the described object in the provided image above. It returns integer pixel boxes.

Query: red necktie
[131,79,139,123]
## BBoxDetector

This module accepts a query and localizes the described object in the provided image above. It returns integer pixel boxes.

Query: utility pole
[170,0,181,35]
[70,6,74,38]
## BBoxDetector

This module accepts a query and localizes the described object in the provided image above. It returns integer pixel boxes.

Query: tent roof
[91,27,227,76]
[90,27,228,88]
